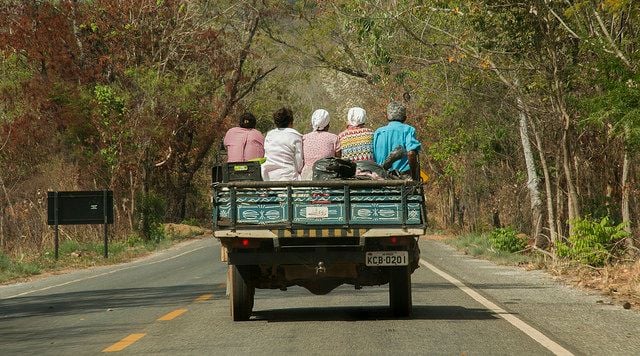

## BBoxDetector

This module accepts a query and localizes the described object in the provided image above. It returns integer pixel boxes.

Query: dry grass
[549,260,640,309]
[432,233,639,310]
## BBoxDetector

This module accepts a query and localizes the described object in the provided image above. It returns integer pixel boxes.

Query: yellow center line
[194,294,213,302]
[157,308,188,321]
[102,333,146,353]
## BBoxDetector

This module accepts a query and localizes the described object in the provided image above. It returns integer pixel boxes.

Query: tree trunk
[531,120,557,244]
[517,97,543,246]
[621,148,634,249]
[561,122,579,236]
[68,0,84,66]
[448,179,456,227]
[129,170,135,230]
[555,150,565,241]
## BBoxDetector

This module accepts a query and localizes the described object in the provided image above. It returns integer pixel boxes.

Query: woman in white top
[261,107,304,181]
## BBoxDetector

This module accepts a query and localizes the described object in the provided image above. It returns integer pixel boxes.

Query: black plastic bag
[354,160,390,180]
[312,158,357,180]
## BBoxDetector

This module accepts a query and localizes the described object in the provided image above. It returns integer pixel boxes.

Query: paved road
[1,237,639,355]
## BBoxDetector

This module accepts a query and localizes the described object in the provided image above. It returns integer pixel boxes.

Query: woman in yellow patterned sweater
[336,107,374,162]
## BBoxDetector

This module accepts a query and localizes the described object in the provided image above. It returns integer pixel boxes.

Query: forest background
[1,0,639,270]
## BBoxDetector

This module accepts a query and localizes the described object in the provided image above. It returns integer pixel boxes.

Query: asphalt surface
[1,237,639,355]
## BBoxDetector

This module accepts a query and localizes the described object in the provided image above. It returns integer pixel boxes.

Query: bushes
[489,227,527,253]
[135,192,167,243]
[557,216,630,267]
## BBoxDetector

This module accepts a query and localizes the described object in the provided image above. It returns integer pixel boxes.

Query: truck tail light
[379,236,408,247]
[232,238,258,249]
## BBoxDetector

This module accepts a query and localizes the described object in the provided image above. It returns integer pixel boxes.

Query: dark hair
[273,107,293,128]
[239,112,256,129]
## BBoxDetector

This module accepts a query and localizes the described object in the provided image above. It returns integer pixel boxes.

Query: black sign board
[47,191,114,225]
[47,190,114,259]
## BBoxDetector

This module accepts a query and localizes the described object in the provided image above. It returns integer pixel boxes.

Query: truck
[212,177,426,321]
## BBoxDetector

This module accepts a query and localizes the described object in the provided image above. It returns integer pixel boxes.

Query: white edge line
[419,258,574,356]
[4,241,218,299]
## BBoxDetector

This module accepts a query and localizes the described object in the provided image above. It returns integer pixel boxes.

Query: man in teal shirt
[373,101,422,179]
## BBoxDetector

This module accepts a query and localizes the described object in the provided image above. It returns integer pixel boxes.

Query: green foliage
[0,252,41,282]
[136,192,167,243]
[556,216,630,266]
[449,233,534,265]
[59,240,81,255]
[489,227,527,253]
[0,53,32,124]
[579,72,640,152]
[180,218,200,227]
[94,84,125,119]
[126,233,144,247]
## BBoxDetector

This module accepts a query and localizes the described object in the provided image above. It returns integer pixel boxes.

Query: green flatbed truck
[212,180,426,321]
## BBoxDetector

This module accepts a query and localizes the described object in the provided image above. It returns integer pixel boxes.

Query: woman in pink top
[301,109,339,180]
[223,112,264,162]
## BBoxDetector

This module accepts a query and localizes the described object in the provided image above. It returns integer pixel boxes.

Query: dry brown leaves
[548,260,640,309]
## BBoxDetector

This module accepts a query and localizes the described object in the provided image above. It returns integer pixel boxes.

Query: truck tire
[230,265,254,321]
[389,266,412,317]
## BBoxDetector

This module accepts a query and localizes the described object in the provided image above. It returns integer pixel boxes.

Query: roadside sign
[47,190,114,259]
[47,191,114,225]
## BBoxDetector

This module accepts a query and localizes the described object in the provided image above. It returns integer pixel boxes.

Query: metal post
[230,187,237,231]
[401,183,408,230]
[103,189,108,258]
[54,191,59,260]
[343,184,350,227]
[287,186,293,230]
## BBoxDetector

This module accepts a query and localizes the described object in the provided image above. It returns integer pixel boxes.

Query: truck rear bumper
[228,250,367,265]
[215,227,425,238]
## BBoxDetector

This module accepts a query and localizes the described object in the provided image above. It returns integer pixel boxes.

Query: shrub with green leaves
[136,192,167,243]
[556,216,630,267]
[489,227,527,253]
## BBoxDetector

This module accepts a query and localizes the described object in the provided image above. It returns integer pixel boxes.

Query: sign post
[103,189,108,258]
[47,191,114,260]
[54,191,59,260]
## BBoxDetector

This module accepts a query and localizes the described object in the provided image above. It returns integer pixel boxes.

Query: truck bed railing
[212,180,427,231]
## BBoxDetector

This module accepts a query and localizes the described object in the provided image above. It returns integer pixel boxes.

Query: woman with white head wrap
[301,109,340,180]
[311,109,330,131]
[337,107,374,162]
[347,107,367,127]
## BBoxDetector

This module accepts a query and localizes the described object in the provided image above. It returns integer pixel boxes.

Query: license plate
[306,206,329,218]
[365,251,408,266]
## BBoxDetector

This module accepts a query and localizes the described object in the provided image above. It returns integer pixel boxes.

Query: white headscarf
[347,107,367,127]
[311,109,330,131]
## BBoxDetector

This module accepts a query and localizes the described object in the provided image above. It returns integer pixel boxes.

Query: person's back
[262,107,304,181]
[337,107,374,162]
[373,101,421,178]
[301,109,339,180]
[223,112,264,162]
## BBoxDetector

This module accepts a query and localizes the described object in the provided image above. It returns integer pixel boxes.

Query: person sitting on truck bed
[337,107,374,162]
[301,109,340,180]
[223,112,265,162]
[261,107,304,181]
[373,101,422,179]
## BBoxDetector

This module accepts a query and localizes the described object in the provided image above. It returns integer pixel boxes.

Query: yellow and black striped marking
[272,228,367,238]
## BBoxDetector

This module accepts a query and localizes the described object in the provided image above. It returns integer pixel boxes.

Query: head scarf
[311,109,330,131]
[347,107,367,127]
[387,101,406,122]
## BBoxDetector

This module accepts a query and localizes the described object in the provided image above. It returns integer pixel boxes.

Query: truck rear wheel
[389,266,412,317]
[230,265,254,321]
